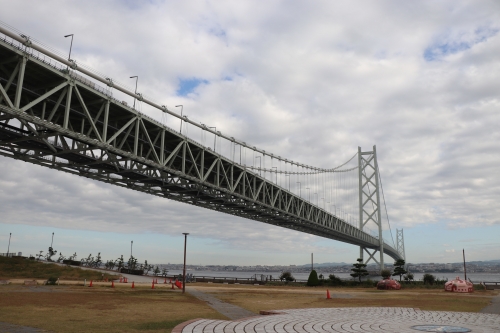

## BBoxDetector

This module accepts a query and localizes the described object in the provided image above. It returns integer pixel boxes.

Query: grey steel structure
[396,229,405,261]
[0,26,403,261]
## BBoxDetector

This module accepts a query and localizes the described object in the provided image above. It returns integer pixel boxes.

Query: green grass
[0,256,119,280]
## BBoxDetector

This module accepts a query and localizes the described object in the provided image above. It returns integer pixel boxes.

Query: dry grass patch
[197,285,495,313]
[0,284,225,333]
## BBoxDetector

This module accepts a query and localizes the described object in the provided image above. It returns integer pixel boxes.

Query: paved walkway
[480,294,500,315]
[0,322,51,333]
[187,288,256,320]
[174,307,500,333]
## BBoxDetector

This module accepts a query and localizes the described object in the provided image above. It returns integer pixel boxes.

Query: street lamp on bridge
[176,105,183,134]
[272,167,277,184]
[208,127,216,151]
[130,76,138,109]
[255,156,261,176]
[297,182,301,197]
[64,34,74,69]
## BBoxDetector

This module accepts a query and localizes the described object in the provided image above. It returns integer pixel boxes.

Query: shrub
[381,269,392,279]
[307,270,320,286]
[279,271,295,282]
[328,274,343,286]
[423,273,436,285]
[46,276,58,285]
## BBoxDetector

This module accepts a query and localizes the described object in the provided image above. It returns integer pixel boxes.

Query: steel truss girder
[0,37,402,259]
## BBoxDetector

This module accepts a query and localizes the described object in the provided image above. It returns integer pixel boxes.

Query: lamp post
[131,240,133,258]
[255,156,261,176]
[50,232,54,248]
[176,105,183,133]
[297,182,301,197]
[7,233,11,255]
[130,76,138,109]
[272,167,277,184]
[64,34,74,64]
[182,233,189,294]
[285,174,290,190]
[208,127,216,151]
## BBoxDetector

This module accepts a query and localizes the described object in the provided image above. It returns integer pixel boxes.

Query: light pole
[272,167,277,184]
[7,233,11,255]
[64,34,74,68]
[285,174,290,191]
[131,240,133,258]
[255,156,261,176]
[209,127,216,151]
[130,76,138,109]
[182,233,189,294]
[297,182,301,197]
[176,105,183,133]
[50,232,54,248]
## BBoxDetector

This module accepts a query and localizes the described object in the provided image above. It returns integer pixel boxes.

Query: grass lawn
[0,256,119,281]
[191,283,497,313]
[0,284,226,333]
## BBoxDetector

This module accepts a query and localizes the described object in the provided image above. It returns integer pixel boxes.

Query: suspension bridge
[0,23,405,268]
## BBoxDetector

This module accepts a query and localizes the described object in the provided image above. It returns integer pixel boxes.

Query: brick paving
[175,307,500,333]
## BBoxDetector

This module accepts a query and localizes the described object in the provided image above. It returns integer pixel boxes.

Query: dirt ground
[0,282,497,333]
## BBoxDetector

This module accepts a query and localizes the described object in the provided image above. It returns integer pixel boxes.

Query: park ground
[0,281,498,333]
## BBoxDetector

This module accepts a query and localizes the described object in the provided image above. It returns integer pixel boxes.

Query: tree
[381,269,392,279]
[392,259,407,282]
[350,258,369,282]
[307,270,320,286]
[45,246,57,261]
[279,271,294,283]
[423,273,436,285]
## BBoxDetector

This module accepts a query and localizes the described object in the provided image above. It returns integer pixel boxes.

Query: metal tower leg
[396,229,406,261]
[358,145,384,270]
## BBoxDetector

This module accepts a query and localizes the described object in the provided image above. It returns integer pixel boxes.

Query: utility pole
[182,233,189,294]
[7,233,11,255]
[311,253,313,271]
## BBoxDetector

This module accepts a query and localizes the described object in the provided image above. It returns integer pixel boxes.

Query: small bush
[307,270,320,286]
[328,274,343,286]
[279,271,295,282]
[46,276,58,285]
[381,269,392,279]
[423,273,436,285]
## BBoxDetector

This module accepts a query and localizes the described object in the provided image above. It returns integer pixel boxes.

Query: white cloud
[0,0,499,264]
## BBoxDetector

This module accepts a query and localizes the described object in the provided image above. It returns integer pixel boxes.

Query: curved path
[174,307,500,333]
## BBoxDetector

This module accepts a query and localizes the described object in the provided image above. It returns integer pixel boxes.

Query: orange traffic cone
[119,277,123,283]
[326,289,331,299]
[152,281,155,289]
[131,281,135,288]
[164,278,167,284]
[111,281,114,288]
[89,280,93,287]
[171,283,175,290]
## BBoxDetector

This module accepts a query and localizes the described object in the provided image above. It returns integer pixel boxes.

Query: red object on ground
[89,280,93,287]
[152,281,155,289]
[376,278,401,290]
[175,280,183,289]
[119,277,123,283]
[171,283,175,290]
[125,277,128,283]
[131,281,135,288]
[169,278,172,283]
[326,289,331,299]
[445,276,474,293]
[111,281,114,288]
[164,278,167,284]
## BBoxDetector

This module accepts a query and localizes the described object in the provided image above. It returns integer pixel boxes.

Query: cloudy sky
[0,1,499,266]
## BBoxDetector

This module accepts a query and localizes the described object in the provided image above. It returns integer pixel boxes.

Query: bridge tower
[396,229,406,261]
[358,145,384,270]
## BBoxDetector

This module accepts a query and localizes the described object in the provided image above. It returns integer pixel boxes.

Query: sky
[0,0,499,266]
